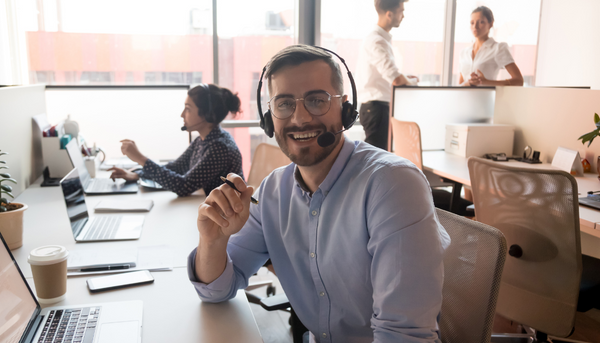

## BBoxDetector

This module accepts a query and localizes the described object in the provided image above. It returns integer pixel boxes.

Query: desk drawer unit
[445,123,515,158]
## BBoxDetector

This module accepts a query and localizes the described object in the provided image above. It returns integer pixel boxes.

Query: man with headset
[187,45,449,342]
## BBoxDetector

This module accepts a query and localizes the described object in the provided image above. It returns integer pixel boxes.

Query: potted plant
[578,113,600,147]
[0,150,28,250]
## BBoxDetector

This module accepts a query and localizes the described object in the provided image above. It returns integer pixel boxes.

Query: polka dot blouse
[138,126,244,196]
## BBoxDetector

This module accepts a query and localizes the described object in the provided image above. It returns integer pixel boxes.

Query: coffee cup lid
[28,245,69,266]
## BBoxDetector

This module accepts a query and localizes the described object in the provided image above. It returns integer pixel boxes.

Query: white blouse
[459,37,515,82]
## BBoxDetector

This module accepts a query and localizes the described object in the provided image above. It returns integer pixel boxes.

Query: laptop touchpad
[98,321,139,343]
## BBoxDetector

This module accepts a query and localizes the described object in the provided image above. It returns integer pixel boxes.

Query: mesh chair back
[437,209,507,343]
[467,157,582,337]
[391,118,423,170]
[247,143,291,189]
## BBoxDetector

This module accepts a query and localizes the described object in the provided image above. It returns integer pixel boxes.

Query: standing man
[356,0,418,150]
[188,45,449,342]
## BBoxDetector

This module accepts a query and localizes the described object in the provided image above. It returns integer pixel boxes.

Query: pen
[80,264,131,272]
[220,176,259,205]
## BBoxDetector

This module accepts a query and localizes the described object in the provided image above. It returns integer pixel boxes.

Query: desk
[11,177,263,343]
[422,150,600,258]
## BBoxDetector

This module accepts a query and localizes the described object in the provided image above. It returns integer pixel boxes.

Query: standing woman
[459,6,524,86]
[109,84,244,196]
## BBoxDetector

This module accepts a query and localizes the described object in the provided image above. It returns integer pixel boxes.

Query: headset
[256,46,358,147]
[182,83,213,131]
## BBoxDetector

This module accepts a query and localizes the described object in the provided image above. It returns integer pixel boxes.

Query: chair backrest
[390,118,423,170]
[436,208,507,343]
[467,157,582,337]
[247,143,291,189]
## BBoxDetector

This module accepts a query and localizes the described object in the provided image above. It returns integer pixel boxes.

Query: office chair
[390,118,474,216]
[253,208,507,343]
[247,143,291,189]
[468,157,590,343]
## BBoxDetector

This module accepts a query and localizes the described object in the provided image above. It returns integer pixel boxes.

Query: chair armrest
[260,293,290,311]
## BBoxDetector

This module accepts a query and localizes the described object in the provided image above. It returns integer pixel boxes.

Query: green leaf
[0,197,7,204]
[0,161,6,164]
[0,173,11,178]
[595,113,600,124]
[0,178,17,184]
[0,206,6,212]
[2,191,14,198]
[0,166,8,169]
[1,185,12,192]
[588,136,597,147]
[0,152,7,156]
[578,131,596,143]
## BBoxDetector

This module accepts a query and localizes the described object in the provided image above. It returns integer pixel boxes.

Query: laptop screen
[60,168,90,237]
[0,234,39,342]
[65,140,91,187]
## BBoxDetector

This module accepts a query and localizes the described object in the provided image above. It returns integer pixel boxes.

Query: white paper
[100,157,139,170]
[68,248,138,270]
[68,245,173,276]
[95,200,154,213]
[32,113,51,132]
[551,147,583,176]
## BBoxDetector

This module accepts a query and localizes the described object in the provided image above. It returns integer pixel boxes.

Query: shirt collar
[292,136,357,196]
[480,37,496,49]
[374,25,392,42]
[200,126,223,144]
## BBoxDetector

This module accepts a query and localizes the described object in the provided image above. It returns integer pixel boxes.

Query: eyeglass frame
[267,91,343,120]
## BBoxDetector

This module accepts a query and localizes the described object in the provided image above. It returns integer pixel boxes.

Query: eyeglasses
[268,91,342,120]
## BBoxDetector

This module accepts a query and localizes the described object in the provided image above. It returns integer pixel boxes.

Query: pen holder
[84,155,102,178]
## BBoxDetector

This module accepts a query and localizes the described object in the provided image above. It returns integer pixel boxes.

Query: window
[320,0,447,90]
[452,0,541,86]
[21,0,214,85]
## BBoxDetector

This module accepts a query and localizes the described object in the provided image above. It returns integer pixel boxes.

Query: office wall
[0,85,46,197]
[493,87,600,169]
[536,0,600,89]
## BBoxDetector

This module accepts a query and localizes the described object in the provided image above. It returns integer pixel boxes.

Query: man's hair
[472,6,494,24]
[265,45,343,96]
[374,0,407,15]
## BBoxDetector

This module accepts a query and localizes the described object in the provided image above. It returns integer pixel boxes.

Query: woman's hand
[197,174,254,243]
[120,139,148,165]
[468,70,488,86]
[108,167,140,182]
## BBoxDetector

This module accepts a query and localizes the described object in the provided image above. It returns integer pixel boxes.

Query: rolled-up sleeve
[370,39,402,84]
[367,165,449,342]
[187,248,236,302]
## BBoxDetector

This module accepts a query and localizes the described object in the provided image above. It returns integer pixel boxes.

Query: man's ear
[342,94,348,103]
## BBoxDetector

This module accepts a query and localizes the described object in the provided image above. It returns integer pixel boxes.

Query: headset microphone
[317,128,347,147]
[181,126,187,131]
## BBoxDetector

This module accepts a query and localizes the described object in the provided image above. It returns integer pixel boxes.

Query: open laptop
[60,168,144,242]
[0,232,143,343]
[65,140,138,195]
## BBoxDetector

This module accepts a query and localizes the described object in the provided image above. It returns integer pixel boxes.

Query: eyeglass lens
[271,91,332,119]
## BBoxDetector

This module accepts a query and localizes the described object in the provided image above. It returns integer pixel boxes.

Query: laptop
[0,232,143,343]
[65,140,138,195]
[579,194,600,211]
[60,168,144,242]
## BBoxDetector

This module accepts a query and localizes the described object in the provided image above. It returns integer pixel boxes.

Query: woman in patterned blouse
[108,84,244,196]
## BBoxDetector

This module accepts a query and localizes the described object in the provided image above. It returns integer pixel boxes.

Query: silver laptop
[65,140,138,195]
[0,232,143,343]
[60,168,144,242]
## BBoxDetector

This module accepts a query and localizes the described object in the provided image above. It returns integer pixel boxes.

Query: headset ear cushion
[260,111,274,138]
[341,101,358,129]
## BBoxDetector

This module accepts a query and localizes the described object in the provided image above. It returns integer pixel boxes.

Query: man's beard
[274,123,342,167]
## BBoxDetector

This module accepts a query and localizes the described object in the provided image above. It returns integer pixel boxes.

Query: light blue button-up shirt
[188,137,450,343]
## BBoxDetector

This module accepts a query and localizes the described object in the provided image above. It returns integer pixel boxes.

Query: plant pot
[0,203,28,250]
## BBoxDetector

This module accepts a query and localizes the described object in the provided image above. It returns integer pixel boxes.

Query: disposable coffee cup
[28,245,69,304]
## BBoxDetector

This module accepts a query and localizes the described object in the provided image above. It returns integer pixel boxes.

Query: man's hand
[108,167,140,182]
[120,139,148,165]
[197,173,254,243]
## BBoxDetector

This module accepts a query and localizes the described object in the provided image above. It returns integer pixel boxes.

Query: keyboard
[38,307,101,343]
[580,195,600,211]
[87,179,119,193]
[83,216,122,240]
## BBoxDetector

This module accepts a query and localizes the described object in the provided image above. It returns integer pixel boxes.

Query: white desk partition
[391,86,495,150]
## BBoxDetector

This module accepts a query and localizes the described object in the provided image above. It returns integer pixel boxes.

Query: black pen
[220,176,259,205]
[80,264,131,272]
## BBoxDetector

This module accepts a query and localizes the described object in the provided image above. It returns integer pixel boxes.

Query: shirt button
[310,253,316,258]
[312,210,318,216]
[322,333,327,338]
[319,292,325,297]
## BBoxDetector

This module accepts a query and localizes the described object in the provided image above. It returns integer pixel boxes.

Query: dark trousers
[359,101,390,150]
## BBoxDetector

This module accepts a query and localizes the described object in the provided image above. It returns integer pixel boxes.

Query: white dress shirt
[459,37,515,82]
[356,25,403,103]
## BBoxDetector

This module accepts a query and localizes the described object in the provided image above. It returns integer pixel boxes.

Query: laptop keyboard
[83,216,122,240]
[38,307,101,343]
[87,180,118,193]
